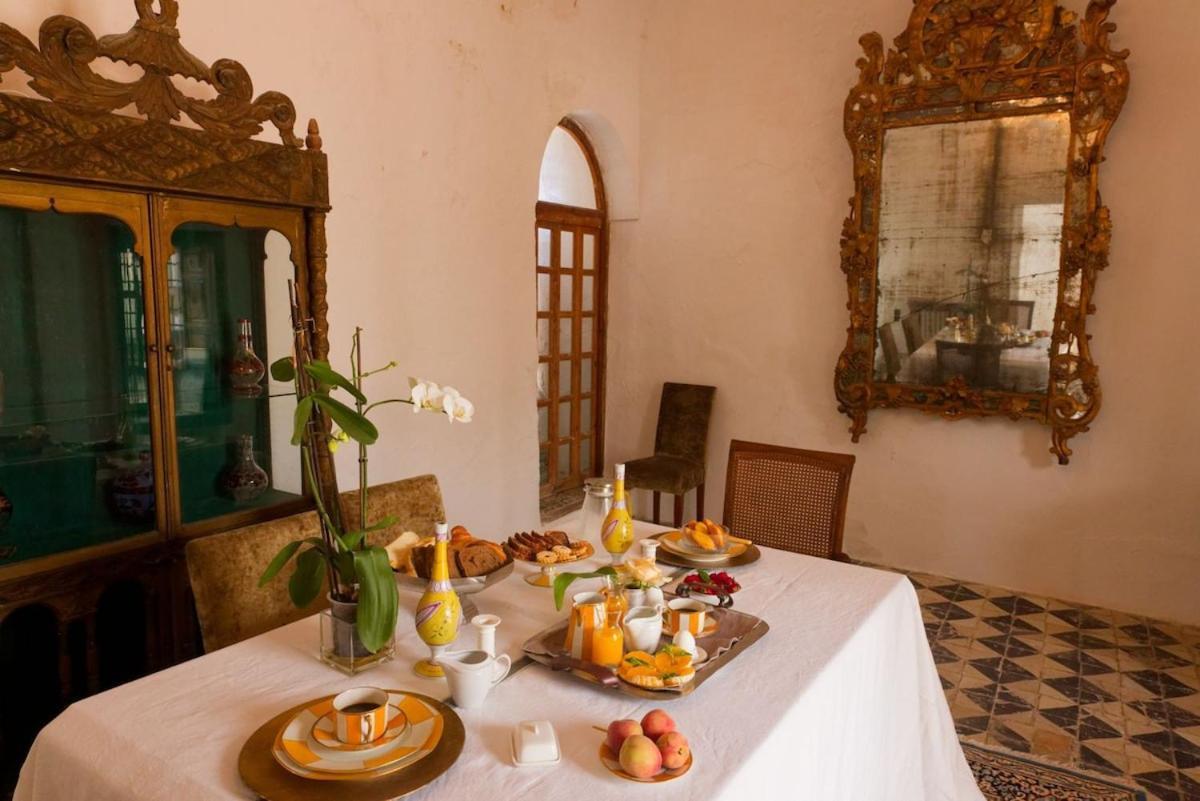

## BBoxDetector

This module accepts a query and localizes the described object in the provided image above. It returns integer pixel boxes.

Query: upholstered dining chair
[186,474,446,653]
[625,382,716,527]
[723,440,856,561]
[339,473,446,547]
[185,510,327,653]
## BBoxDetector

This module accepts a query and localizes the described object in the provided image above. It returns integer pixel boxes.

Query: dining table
[14,513,983,801]
[898,326,1052,393]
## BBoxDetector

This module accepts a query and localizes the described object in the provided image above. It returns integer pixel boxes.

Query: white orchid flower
[440,386,475,424]
[409,378,444,413]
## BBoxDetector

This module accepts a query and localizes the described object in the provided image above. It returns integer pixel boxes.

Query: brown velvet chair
[723,440,855,561]
[186,474,445,652]
[625,383,716,527]
[185,510,327,653]
[339,473,446,547]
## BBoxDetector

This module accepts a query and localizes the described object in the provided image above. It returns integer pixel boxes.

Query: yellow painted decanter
[414,522,462,678]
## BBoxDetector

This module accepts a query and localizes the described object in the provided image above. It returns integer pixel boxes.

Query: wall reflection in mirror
[874,112,1070,394]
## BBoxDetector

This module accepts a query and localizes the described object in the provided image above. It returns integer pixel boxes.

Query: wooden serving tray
[522,597,769,701]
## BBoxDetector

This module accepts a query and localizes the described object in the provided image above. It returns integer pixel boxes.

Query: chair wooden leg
[696,483,705,521]
[652,492,661,526]
[673,494,684,528]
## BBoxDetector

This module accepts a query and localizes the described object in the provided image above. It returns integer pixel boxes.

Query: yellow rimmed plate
[599,741,692,782]
[659,531,748,562]
[272,692,444,781]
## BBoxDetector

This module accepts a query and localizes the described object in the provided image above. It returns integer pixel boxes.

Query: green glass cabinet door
[166,221,304,526]
[0,200,159,565]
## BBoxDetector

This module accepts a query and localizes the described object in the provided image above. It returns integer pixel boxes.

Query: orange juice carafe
[591,607,624,669]
[600,463,635,564]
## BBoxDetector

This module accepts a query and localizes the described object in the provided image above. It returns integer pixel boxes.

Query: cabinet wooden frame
[0,0,331,718]
[832,0,1129,464]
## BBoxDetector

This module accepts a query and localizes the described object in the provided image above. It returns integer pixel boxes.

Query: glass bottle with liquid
[591,605,625,669]
[600,463,635,564]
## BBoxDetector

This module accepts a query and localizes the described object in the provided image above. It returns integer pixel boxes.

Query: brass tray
[650,532,762,569]
[238,691,464,801]
[522,596,769,701]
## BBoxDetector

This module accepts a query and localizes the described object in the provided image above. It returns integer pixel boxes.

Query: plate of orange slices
[617,646,696,692]
[660,520,749,562]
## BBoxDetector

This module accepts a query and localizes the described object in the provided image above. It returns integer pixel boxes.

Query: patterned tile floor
[909,570,1200,801]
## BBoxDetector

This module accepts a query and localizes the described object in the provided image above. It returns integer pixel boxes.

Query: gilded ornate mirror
[833,0,1129,463]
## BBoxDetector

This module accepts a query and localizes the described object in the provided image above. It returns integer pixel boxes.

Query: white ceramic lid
[511,720,560,766]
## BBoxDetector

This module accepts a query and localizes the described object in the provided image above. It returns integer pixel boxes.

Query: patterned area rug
[966,742,1147,800]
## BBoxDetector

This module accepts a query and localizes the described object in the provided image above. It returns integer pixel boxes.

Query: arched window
[535,119,607,497]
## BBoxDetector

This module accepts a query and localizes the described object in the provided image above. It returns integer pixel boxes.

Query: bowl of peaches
[600,708,692,783]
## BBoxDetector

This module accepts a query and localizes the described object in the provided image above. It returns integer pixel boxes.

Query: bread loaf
[406,529,507,579]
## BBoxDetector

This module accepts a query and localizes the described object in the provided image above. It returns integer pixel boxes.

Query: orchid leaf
[288,547,326,607]
[552,566,617,611]
[270,357,296,382]
[313,395,378,444]
[259,540,302,587]
[291,396,314,446]
[305,360,366,404]
[354,547,399,653]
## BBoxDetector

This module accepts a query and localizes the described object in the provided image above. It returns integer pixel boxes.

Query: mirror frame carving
[833,0,1129,464]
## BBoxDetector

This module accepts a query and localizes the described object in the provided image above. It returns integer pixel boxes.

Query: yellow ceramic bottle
[601,463,635,563]
[414,522,462,678]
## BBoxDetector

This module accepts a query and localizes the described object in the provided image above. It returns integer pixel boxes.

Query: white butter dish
[511,720,561,766]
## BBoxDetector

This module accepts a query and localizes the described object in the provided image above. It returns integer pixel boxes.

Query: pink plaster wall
[1,0,643,538]
[607,0,1200,624]
[4,0,1196,625]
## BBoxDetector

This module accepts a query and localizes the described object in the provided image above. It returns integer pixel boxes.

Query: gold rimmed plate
[651,533,761,569]
[659,531,747,561]
[599,742,692,782]
[241,692,464,801]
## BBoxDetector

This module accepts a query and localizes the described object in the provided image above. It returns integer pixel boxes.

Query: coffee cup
[332,686,389,745]
[623,605,665,652]
[667,598,707,636]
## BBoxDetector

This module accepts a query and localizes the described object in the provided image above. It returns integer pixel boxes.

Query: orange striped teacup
[332,687,389,745]
[667,598,707,636]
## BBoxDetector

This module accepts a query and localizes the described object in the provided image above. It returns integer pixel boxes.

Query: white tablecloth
[16,519,981,801]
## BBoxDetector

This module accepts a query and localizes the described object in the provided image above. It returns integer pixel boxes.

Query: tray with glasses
[522,592,769,700]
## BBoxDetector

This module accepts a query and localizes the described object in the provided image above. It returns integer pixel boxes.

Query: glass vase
[319,604,395,676]
[220,434,269,503]
[229,318,265,398]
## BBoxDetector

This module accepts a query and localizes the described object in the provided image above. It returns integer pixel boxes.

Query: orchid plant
[258,317,474,654]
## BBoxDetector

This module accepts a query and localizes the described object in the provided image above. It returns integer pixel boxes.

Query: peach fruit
[657,731,690,770]
[618,734,663,779]
[604,719,642,754]
[640,708,675,741]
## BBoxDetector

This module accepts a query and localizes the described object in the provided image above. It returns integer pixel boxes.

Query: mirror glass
[168,224,302,524]
[0,206,155,565]
[873,111,1069,393]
